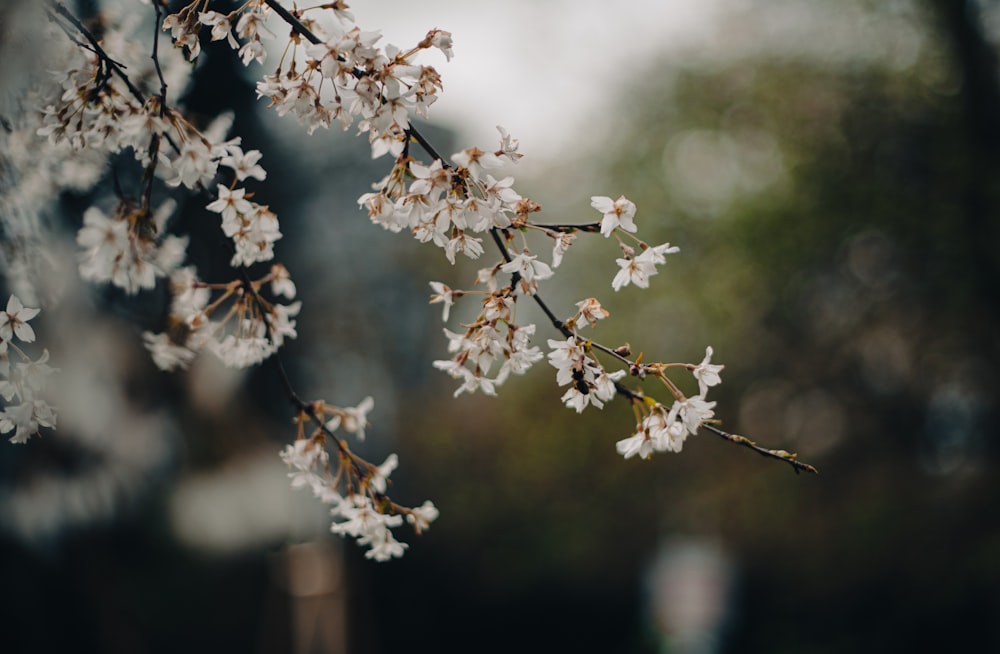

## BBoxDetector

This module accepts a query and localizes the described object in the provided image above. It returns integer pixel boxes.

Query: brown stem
[701,423,819,475]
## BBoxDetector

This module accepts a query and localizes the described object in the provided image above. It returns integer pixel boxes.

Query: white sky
[348,0,724,158]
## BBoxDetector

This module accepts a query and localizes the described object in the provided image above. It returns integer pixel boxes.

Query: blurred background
[2,0,999,652]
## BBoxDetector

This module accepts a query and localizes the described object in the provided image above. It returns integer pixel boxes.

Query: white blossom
[406,500,439,533]
[500,251,553,294]
[199,11,238,50]
[0,296,40,343]
[143,332,196,371]
[496,125,522,163]
[1,399,56,444]
[369,453,398,494]
[591,195,637,237]
[341,396,374,440]
[220,149,267,181]
[429,281,458,321]
[693,346,725,396]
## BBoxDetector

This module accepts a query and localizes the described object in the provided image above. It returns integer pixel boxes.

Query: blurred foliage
[371,1,1000,652]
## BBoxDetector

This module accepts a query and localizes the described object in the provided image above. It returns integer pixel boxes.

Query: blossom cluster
[34,5,293,368]
[0,296,56,444]
[142,263,300,371]
[163,0,452,149]
[279,397,438,561]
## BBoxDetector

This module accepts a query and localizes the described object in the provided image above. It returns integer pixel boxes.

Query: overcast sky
[348,0,724,158]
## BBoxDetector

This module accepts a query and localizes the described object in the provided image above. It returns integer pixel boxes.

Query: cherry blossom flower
[406,500,440,533]
[12,350,56,393]
[162,10,201,60]
[551,232,576,268]
[77,206,188,295]
[616,428,654,460]
[143,332,197,371]
[1,399,56,444]
[616,404,689,459]
[199,11,238,50]
[331,494,393,537]
[612,256,655,291]
[500,251,553,294]
[452,146,503,181]
[591,195,638,237]
[483,175,521,205]
[482,294,514,322]
[637,242,680,265]
[281,438,330,478]
[267,301,301,348]
[496,125,523,163]
[444,231,484,264]
[169,267,210,318]
[427,29,454,61]
[675,395,717,435]
[221,149,267,181]
[163,139,217,188]
[206,185,253,224]
[429,281,459,321]
[0,296,40,343]
[693,346,725,396]
[645,405,688,453]
[575,297,610,327]
[369,453,399,494]
[362,528,409,562]
[269,263,297,299]
[340,396,375,441]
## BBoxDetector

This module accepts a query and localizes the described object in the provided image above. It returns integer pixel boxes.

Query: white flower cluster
[77,201,188,295]
[589,196,681,291]
[142,263,300,371]
[37,12,287,298]
[0,296,57,444]
[279,397,438,561]
[30,7,303,370]
[614,347,725,459]
[418,173,718,458]
[167,0,451,148]
[360,136,526,264]
[547,334,626,413]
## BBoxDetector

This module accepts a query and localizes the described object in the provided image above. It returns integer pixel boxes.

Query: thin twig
[48,0,181,153]
[48,1,147,105]
[537,222,602,234]
[264,0,322,45]
[150,0,169,112]
[701,423,819,474]
[236,263,365,475]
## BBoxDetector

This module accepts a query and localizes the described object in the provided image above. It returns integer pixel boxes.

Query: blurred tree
[364,1,1000,652]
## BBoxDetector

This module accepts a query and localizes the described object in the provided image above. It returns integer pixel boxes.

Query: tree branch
[701,423,819,474]
[261,0,817,476]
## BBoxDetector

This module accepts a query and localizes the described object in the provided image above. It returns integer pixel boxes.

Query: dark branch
[48,1,147,105]
[537,222,602,234]
[150,0,169,112]
[701,423,819,475]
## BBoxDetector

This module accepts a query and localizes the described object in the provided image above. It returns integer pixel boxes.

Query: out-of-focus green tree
[371,2,1000,652]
